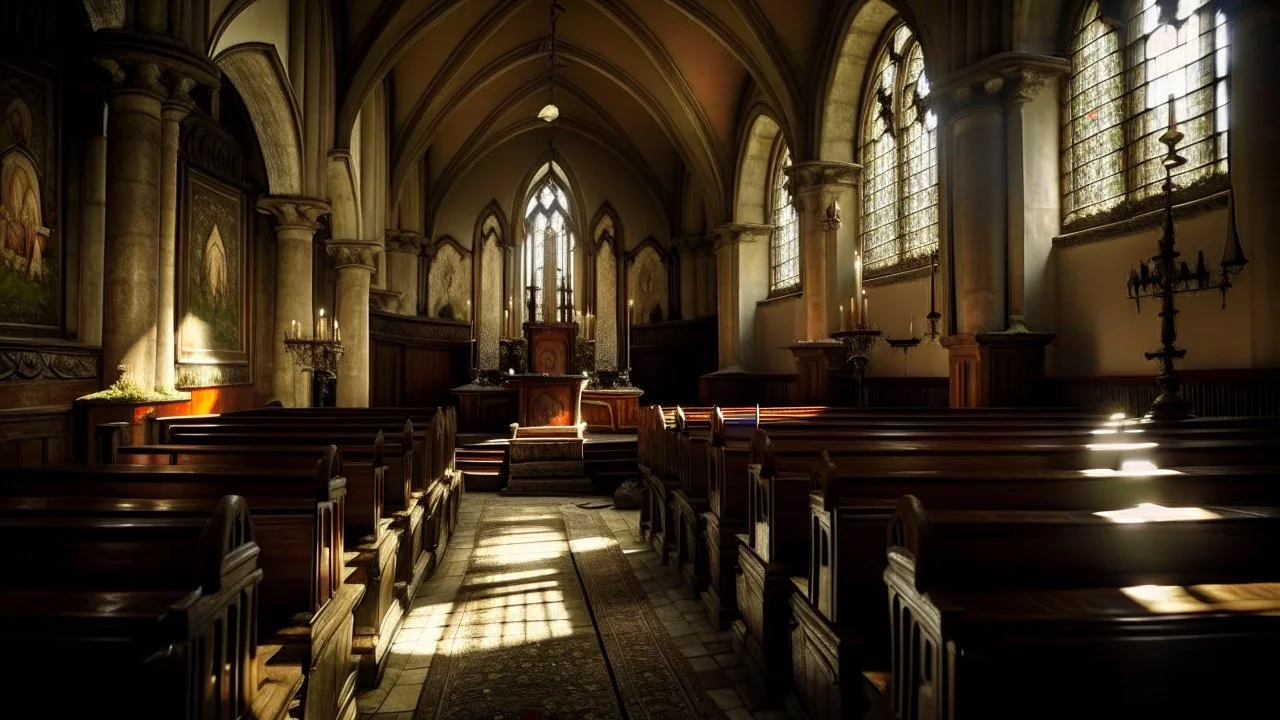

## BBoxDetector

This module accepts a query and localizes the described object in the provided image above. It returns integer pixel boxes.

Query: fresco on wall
[429,237,472,321]
[0,62,59,330]
[179,168,247,366]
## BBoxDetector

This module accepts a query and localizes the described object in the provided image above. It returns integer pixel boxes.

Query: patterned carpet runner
[416,502,723,719]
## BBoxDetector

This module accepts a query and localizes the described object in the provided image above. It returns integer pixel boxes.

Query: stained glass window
[524,165,574,321]
[1064,0,1229,224]
[770,145,800,293]
[859,24,938,276]
[1063,1,1126,223]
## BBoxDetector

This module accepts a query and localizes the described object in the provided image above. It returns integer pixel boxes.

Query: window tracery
[769,145,800,293]
[523,166,574,321]
[1063,0,1230,225]
[859,24,938,277]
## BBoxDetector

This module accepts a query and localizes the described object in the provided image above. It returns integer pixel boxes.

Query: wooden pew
[736,421,1280,700]
[885,496,1280,719]
[699,407,1104,629]
[0,494,290,720]
[159,423,434,599]
[110,440,403,688]
[161,411,451,585]
[0,465,362,720]
[791,461,1280,719]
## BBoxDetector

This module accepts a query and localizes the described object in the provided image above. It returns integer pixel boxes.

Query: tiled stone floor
[357,493,785,719]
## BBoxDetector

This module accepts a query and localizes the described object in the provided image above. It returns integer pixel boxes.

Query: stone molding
[175,364,251,389]
[257,196,331,231]
[674,233,715,257]
[369,288,404,312]
[385,229,424,254]
[784,161,861,198]
[161,73,197,116]
[934,53,1070,116]
[370,311,471,343]
[92,36,221,98]
[0,340,100,383]
[712,223,772,250]
[327,240,380,270]
[822,199,843,232]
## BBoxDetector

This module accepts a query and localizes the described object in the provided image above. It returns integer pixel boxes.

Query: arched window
[1063,0,1229,226]
[769,144,800,293]
[523,163,574,321]
[859,24,938,277]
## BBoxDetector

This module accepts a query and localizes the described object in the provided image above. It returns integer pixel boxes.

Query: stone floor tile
[696,668,734,689]
[708,688,745,711]
[715,651,744,668]
[706,640,734,655]
[378,682,423,713]
[687,656,720,672]
[678,643,709,658]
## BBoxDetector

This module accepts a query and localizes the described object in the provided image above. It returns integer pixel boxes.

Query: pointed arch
[734,107,783,225]
[214,43,304,195]
[515,154,586,322]
[472,199,510,370]
[625,236,677,325]
[473,198,510,250]
[588,201,624,369]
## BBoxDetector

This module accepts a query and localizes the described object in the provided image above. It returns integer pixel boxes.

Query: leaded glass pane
[770,147,800,292]
[858,24,939,275]
[524,165,575,322]
[1064,1,1126,222]
[1128,0,1228,201]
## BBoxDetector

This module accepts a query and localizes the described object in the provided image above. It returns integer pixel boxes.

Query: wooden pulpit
[526,321,578,374]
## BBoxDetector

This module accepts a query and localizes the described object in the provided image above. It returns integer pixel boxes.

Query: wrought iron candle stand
[884,250,943,354]
[284,336,344,407]
[1125,111,1248,422]
[831,327,883,406]
[556,273,575,323]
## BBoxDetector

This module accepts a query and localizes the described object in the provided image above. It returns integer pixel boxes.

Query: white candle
[909,314,914,338]
[627,299,634,369]
[839,305,845,332]
[334,319,340,342]
[504,309,509,338]
[862,291,869,326]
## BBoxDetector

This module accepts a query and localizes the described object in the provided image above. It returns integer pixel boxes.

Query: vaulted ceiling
[337,0,839,224]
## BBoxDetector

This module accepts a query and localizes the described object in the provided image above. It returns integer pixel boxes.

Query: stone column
[785,161,860,338]
[154,74,195,391]
[99,59,165,387]
[328,242,379,407]
[1232,0,1280,367]
[79,112,108,348]
[712,224,772,370]
[385,230,423,314]
[949,78,1009,335]
[257,197,330,406]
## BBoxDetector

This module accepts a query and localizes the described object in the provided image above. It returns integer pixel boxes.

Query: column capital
[674,233,715,257]
[257,196,331,231]
[712,223,772,250]
[92,37,221,98]
[327,240,380,271]
[370,288,404,312]
[161,72,197,118]
[784,161,861,196]
[934,53,1070,117]
[385,229,424,254]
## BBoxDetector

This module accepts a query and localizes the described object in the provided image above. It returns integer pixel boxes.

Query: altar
[506,373,587,427]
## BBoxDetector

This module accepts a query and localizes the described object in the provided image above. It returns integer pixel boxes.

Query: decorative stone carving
[674,233,715,257]
[327,241,379,270]
[0,343,99,382]
[385,230,423,254]
[711,223,772,249]
[823,200,843,232]
[175,364,251,389]
[427,238,472,321]
[369,288,403,312]
[934,53,1070,117]
[784,161,860,204]
[256,196,330,230]
[370,312,471,343]
[628,244,669,324]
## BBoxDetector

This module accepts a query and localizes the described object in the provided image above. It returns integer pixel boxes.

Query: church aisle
[358,495,785,719]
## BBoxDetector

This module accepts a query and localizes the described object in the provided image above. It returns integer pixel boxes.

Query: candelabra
[284,333,344,407]
[1124,100,1248,421]
[831,328,883,407]
[525,284,541,323]
[556,273,574,323]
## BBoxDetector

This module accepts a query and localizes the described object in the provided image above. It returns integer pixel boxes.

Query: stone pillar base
[941,331,1055,408]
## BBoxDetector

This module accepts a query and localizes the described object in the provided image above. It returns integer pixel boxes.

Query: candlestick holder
[1124,116,1247,421]
[284,336,344,407]
[831,328,883,407]
[525,284,541,323]
[924,250,943,343]
[885,336,922,354]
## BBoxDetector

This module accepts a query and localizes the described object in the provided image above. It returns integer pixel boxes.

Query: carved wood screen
[625,237,678,325]
[589,203,622,369]
[425,235,473,323]
[472,201,508,370]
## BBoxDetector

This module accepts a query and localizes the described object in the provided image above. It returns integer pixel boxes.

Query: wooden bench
[736,421,1280,700]
[0,494,291,720]
[0,464,363,720]
[885,496,1280,719]
[791,461,1280,719]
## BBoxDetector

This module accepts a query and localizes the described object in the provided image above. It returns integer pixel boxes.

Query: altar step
[584,440,639,495]
[456,446,506,492]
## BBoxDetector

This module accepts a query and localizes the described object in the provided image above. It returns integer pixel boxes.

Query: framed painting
[0,58,60,333]
[177,165,250,377]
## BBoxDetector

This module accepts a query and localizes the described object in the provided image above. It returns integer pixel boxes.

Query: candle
[862,290,869,326]
[627,299,634,369]
[839,305,845,332]
[317,308,325,340]
[467,299,472,321]
[334,319,341,343]
[504,309,509,338]
[1167,93,1177,132]
[909,314,914,338]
